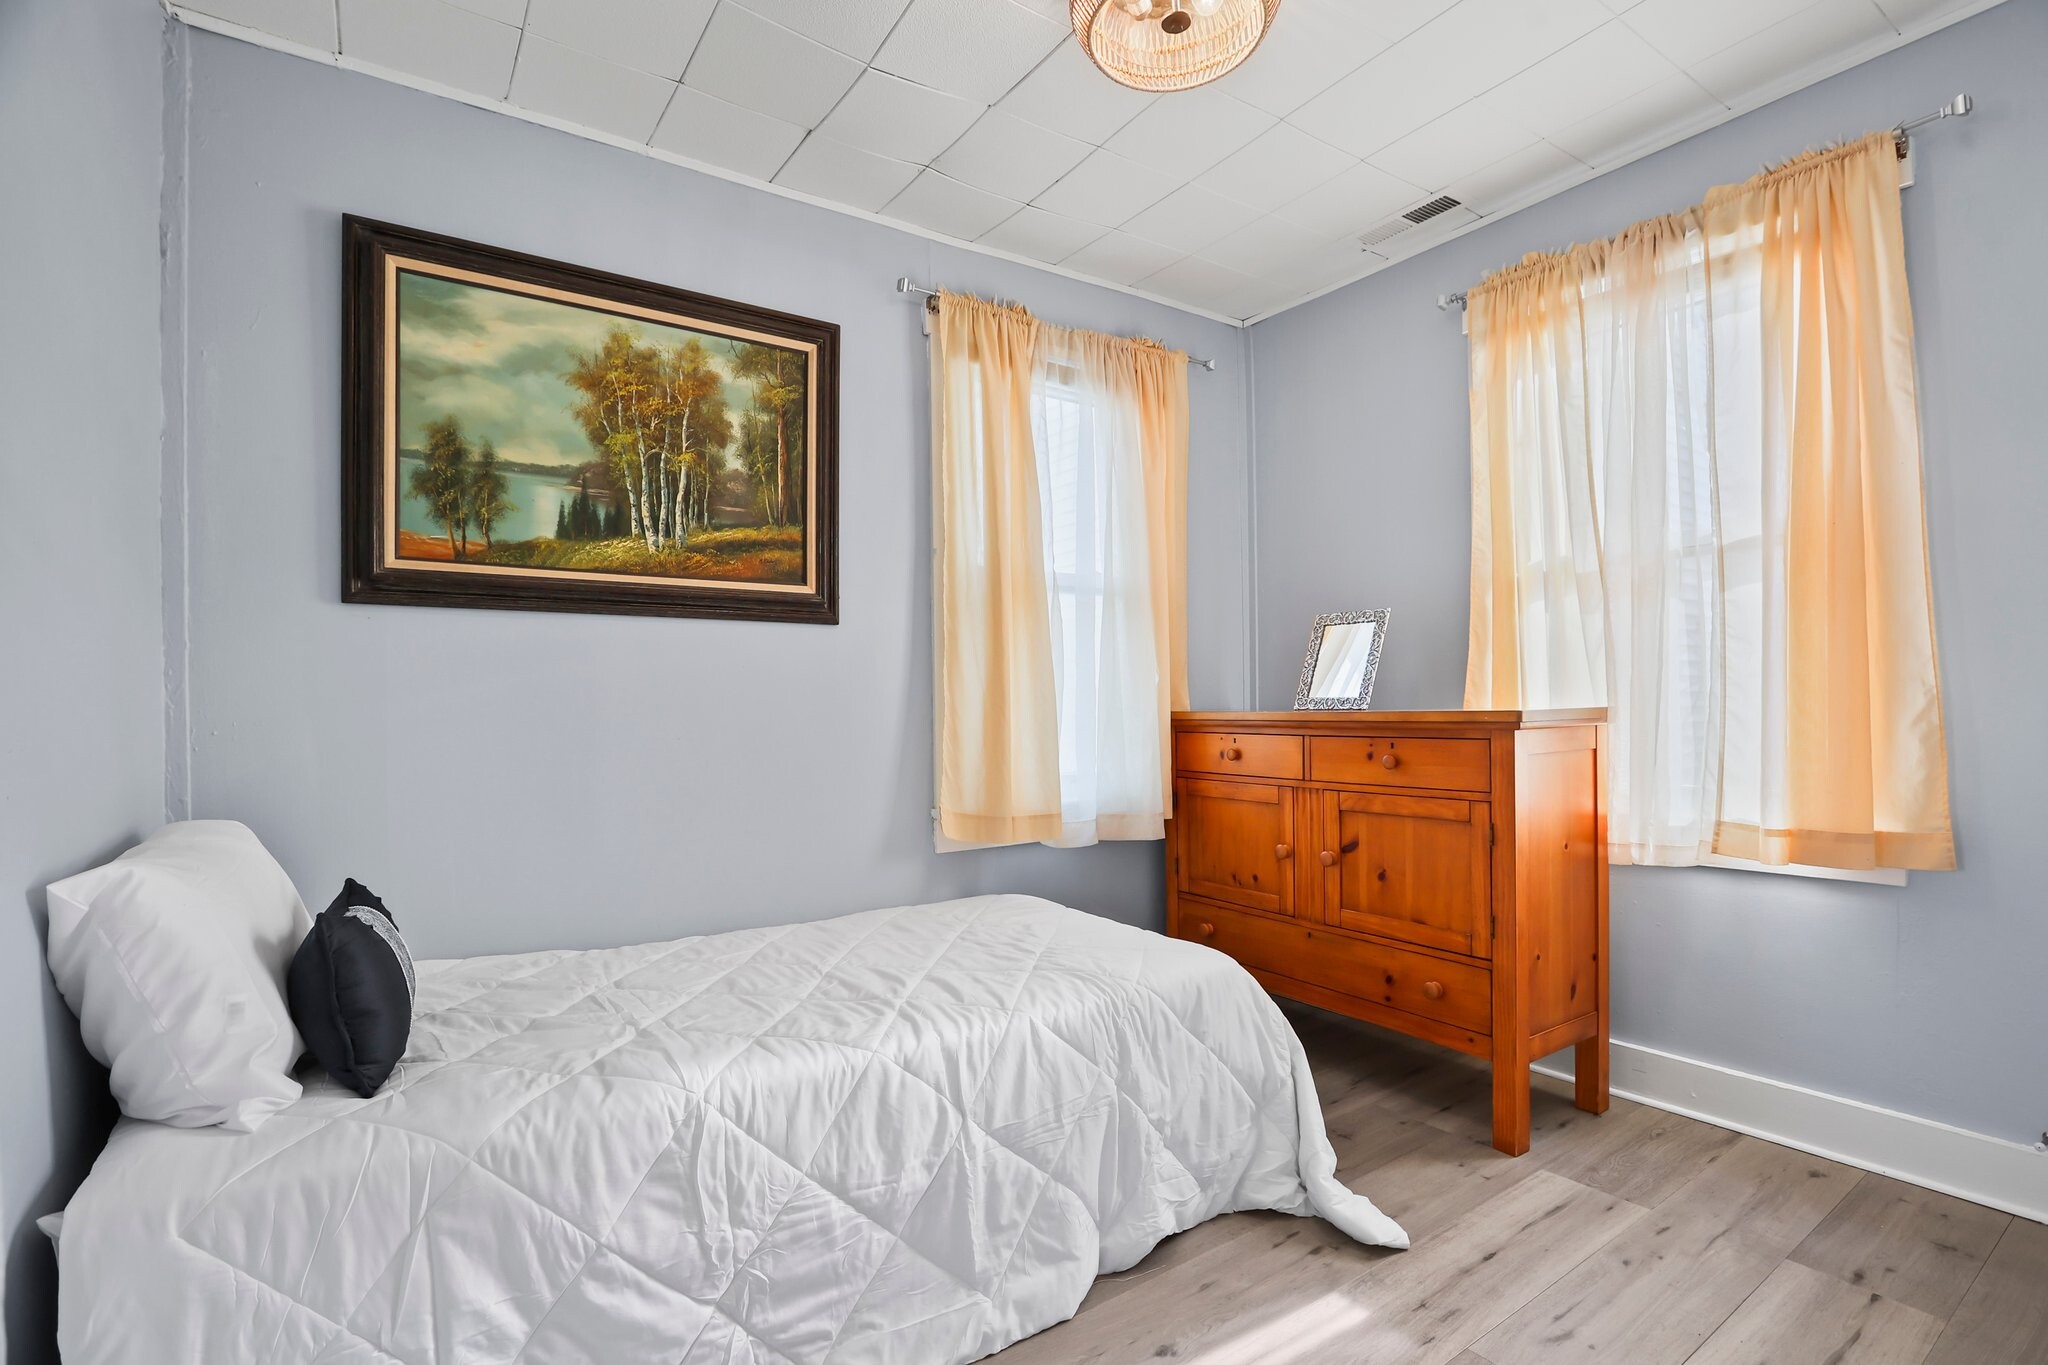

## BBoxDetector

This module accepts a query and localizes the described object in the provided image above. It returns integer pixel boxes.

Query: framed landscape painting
[343,216,838,622]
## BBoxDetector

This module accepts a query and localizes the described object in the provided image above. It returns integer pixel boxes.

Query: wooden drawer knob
[1195,921,1217,940]
[1319,850,1337,867]
[1222,746,1242,761]
[1380,752,1400,770]
[1274,843,1292,860]
[1422,980,1445,1000]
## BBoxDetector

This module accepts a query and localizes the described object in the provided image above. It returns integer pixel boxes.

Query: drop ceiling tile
[1353,0,1465,43]
[1198,213,1336,278]
[997,41,1155,144]
[1548,72,1724,166]
[1435,0,1627,79]
[650,83,807,179]
[1442,140,1587,215]
[816,69,986,165]
[1213,4,1388,117]
[1120,185,1263,255]
[1032,148,1179,226]
[873,0,1070,105]
[725,0,916,61]
[1623,0,1838,67]
[1061,231,1183,286]
[1005,0,1070,22]
[339,0,521,94]
[1687,0,1894,105]
[1257,231,1379,294]
[182,0,337,49]
[440,0,525,23]
[1483,21,1682,134]
[1195,123,1355,211]
[1103,88,1275,182]
[1136,255,1264,313]
[510,35,678,141]
[977,207,1106,264]
[1273,159,1425,239]
[885,170,1023,239]
[1291,0,1610,157]
[773,133,922,210]
[684,5,865,127]
[934,110,1093,203]
[1366,101,1547,193]
[525,0,716,80]
[1873,0,1967,26]
[1284,45,1473,159]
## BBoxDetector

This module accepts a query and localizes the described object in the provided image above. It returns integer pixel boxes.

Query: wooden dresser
[1165,709,1609,1154]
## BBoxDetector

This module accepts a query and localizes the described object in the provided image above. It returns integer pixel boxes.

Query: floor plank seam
[1919,1216,2010,1361]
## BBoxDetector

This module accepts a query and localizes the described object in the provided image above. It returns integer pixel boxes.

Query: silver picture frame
[1294,609,1390,710]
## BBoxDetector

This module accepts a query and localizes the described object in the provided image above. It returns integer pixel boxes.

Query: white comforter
[58,895,1405,1364]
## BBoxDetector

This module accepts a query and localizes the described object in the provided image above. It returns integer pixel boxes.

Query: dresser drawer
[1175,731,1303,781]
[1177,900,1491,1036]
[1308,736,1490,792]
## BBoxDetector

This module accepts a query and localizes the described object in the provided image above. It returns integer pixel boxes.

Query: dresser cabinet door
[1175,778,1298,917]
[1317,791,1491,956]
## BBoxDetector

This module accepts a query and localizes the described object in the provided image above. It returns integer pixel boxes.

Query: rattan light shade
[1070,0,1282,94]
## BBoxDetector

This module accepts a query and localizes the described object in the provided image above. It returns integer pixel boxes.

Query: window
[1032,366,1103,810]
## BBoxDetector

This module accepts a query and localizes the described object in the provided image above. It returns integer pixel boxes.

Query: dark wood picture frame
[343,215,839,623]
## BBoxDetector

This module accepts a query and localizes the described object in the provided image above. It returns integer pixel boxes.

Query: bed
[56,894,1406,1364]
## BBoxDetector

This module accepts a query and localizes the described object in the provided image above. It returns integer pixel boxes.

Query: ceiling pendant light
[1071,0,1281,94]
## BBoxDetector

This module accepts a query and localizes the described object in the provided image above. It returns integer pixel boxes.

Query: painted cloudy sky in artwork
[395,270,757,469]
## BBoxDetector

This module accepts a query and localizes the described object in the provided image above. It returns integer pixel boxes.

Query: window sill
[1694,852,1907,887]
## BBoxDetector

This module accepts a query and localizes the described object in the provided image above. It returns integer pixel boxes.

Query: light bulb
[1191,0,1222,13]
[1120,0,1155,15]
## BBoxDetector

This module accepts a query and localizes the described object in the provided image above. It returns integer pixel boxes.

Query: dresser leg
[1491,1045,1532,1156]
[1574,1031,1610,1115]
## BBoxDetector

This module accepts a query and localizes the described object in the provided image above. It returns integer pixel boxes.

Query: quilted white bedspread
[57,895,1405,1364]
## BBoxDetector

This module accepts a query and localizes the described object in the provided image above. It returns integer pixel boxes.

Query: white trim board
[1535,1038,2048,1225]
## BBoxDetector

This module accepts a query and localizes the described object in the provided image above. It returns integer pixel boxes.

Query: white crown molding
[159,3,1247,333]
[1536,1038,2048,1226]
[1238,0,2014,325]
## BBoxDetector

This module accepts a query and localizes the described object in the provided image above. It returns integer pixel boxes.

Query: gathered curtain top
[1467,129,1899,308]
[933,288,1189,369]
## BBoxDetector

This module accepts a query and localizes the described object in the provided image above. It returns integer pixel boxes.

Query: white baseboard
[1534,1039,2048,1225]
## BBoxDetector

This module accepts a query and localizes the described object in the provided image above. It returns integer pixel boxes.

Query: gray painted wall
[0,2,166,1360]
[1249,1,2048,1145]
[165,28,1249,964]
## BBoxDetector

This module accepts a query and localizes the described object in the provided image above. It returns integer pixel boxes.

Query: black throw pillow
[287,878,415,1098]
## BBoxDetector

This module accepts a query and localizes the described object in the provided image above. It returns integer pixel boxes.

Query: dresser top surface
[1174,708,1605,730]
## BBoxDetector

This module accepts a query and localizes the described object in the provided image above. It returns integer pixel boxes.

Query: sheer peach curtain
[930,292,1189,850]
[1706,133,1952,869]
[1465,132,1954,871]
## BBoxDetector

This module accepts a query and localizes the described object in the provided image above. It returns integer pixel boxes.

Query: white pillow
[46,820,313,1131]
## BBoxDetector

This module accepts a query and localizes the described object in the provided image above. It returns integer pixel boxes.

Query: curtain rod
[1435,93,1974,313]
[896,278,1219,371]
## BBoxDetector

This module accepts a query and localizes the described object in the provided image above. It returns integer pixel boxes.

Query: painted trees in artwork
[732,342,805,526]
[410,416,471,559]
[469,440,514,550]
[564,327,743,551]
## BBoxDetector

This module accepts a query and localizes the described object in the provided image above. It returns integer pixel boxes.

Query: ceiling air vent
[1403,195,1463,224]
[1356,195,1463,251]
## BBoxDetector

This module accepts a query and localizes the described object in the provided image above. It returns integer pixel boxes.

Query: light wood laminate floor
[988,1002,2048,1365]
